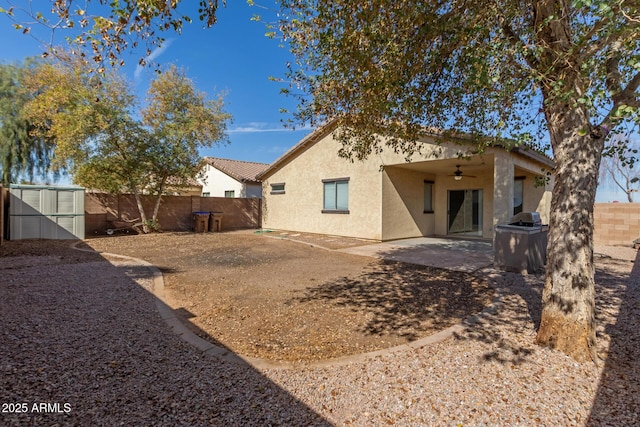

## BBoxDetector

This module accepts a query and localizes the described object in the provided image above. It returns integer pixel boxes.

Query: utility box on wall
[9,184,85,240]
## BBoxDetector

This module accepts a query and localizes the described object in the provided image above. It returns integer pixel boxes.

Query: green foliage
[277,0,639,159]
[0,58,56,185]
[0,1,222,71]
[24,60,231,229]
[275,0,639,359]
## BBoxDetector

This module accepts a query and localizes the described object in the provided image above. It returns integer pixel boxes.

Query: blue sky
[0,1,631,201]
[0,1,311,166]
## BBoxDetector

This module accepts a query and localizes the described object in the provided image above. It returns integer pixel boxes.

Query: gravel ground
[84,232,493,362]
[1,240,638,426]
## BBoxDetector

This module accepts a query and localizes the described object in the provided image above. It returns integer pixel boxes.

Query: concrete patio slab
[339,237,495,272]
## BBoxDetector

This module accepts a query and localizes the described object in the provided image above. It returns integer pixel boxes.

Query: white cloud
[134,39,174,81]
[228,122,312,134]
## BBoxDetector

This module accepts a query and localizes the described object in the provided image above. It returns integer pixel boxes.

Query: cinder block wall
[594,203,640,246]
[85,193,261,236]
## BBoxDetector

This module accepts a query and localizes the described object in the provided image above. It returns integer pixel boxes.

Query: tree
[600,136,640,202]
[0,59,56,185]
[25,60,230,232]
[140,65,230,227]
[276,0,640,362]
[0,1,221,71]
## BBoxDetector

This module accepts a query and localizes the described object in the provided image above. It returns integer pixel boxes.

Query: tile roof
[204,157,270,184]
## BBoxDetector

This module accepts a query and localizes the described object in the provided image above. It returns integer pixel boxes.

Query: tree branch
[601,70,640,129]
[501,22,538,70]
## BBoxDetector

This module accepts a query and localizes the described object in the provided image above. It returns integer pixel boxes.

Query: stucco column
[493,153,514,232]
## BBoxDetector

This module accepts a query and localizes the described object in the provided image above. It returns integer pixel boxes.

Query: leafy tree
[0,0,221,71]
[276,0,640,362]
[0,59,56,185]
[25,60,230,232]
[140,65,230,226]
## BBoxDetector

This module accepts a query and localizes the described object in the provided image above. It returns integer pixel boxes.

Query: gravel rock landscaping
[1,237,638,426]
[83,232,494,362]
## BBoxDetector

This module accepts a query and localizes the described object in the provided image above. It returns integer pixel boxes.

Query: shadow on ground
[0,240,331,426]
[587,252,640,426]
[293,260,494,341]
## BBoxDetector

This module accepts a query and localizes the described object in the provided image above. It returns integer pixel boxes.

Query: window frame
[321,177,350,214]
[224,190,235,198]
[270,182,286,195]
[423,180,434,213]
[514,176,525,215]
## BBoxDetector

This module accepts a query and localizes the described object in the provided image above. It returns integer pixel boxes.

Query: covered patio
[380,149,553,241]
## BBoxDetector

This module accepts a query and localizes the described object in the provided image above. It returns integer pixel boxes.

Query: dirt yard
[6,232,494,362]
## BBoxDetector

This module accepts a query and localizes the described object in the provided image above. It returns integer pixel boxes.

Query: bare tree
[600,137,640,202]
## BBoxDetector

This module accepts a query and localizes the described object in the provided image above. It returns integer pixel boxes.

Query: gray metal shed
[9,184,85,240]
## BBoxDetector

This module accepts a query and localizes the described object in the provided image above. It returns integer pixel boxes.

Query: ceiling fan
[449,165,476,181]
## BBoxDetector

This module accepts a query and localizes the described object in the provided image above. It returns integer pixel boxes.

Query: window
[514,177,524,215]
[322,178,349,213]
[224,190,235,198]
[202,192,210,197]
[424,180,434,213]
[270,182,285,194]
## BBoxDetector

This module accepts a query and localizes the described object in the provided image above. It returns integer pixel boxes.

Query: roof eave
[256,119,340,180]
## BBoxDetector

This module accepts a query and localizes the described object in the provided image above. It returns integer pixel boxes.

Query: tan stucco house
[257,122,555,241]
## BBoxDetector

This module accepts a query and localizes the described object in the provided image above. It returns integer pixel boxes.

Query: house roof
[204,157,270,184]
[257,119,555,180]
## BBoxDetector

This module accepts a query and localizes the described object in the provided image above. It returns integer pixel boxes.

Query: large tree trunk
[535,103,605,363]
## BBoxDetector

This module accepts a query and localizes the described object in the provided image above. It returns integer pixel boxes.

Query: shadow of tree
[445,247,639,398]
[587,252,640,426]
[292,260,494,341]
[0,240,332,426]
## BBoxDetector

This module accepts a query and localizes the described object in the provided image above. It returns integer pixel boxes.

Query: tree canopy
[25,61,231,231]
[278,0,638,155]
[277,0,639,362]
[0,0,221,71]
[0,59,56,185]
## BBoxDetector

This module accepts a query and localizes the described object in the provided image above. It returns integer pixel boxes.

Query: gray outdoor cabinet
[494,212,548,274]
[9,184,85,240]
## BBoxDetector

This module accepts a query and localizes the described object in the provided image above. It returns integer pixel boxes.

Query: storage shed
[9,184,85,240]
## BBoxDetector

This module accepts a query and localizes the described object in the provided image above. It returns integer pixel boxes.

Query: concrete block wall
[593,203,640,246]
[85,192,261,236]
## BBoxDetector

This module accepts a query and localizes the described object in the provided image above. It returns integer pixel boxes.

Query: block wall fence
[1,190,638,246]
[593,203,640,247]
[85,192,261,236]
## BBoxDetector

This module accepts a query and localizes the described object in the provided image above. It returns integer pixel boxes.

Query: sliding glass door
[448,189,483,236]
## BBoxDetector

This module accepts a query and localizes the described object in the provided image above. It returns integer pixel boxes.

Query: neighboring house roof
[257,119,555,180]
[204,157,270,185]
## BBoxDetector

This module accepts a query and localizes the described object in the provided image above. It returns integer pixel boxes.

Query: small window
[322,178,349,213]
[514,177,524,215]
[202,192,210,197]
[424,180,434,213]
[270,182,285,194]
[224,190,235,198]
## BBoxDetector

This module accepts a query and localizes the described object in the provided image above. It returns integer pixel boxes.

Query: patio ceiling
[388,155,493,177]
[388,154,543,178]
